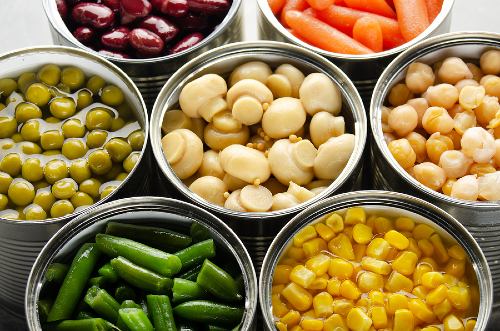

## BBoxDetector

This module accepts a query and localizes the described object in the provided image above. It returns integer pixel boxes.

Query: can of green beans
[25,196,258,330]
[0,46,149,311]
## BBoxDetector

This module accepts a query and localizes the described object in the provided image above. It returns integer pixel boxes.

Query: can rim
[150,40,367,219]
[259,190,493,330]
[0,45,149,225]
[370,31,500,209]
[42,0,242,64]
[256,0,455,61]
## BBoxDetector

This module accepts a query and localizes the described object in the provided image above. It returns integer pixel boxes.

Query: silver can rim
[25,196,259,331]
[150,40,367,220]
[0,45,149,225]
[258,190,493,330]
[42,0,242,64]
[256,0,455,61]
[370,31,500,209]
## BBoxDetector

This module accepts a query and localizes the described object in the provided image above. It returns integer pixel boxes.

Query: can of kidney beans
[25,196,258,331]
[43,0,243,109]
[149,40,367,270]
[0,46,149,311]
[370,32,500,305]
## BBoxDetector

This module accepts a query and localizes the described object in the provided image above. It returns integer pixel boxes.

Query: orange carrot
[268,0,287,15]
[302,7,318,17]
[353,16,383,52]
[343,0,396,18]
[285,10,373,54]
[335,0,346,5]
[305,0,334,10]
[281,0,309,26]
[287,28,309,42]
[425,0,443,22]
[393,0,430,41]
[316,6,405,49]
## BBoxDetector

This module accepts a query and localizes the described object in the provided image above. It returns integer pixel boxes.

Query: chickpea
[387,104,418,137]
[461,127,496,163]
[480,75,500,98]
[384,132,396,144]
[310,112,345,147]
[406,132,427,163]
[406,98,429,128]
[381,106,393,133]
[224,189,247,212]
[388,139,416,169]
[438,150,472,179]
[272,192,299,211]
[405,62,435,94]
[438,57,473,84]
[413,162,447,191]
[229,61,272,86]
[198,150,224,179]
[446,130,462,150]
[275,64,305,98]
[219,145,271,185]
[474,95,500,126]
[466,63,484,82]
[459,85,485,110]
[189,176,227,207]
[426,133,454,164]
[477,171,500,200]
[314,134,355,180]
[266,74,292,98]
[204,123,250,151]
[388,83,413,107]
[239,184,273,212]
[262,97,306,139]
[442,178,456,196]
[453,111,477,135]
[451,175,479,201]
[162,129,204,180]
[479,49,500,75]
[494,139,500,166]
[422,106,455,134]
[179,74,227,119]
[455,79,479,93]
[299,73,342,116]
[470,163,496,177]
[448,104,465,119]
[425,84,459,109]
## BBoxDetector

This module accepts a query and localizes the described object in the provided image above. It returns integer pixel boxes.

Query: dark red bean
[187,0,230,14]
[139,16,179,42]
[101,27,130,50]
[72,2,115,29]
[73,26,95,44]
[129,28,165,56]
[56,0,68,18]
[169,32,204,54]
[102,0,120,11]
[121,0,152,17]
[174,12,208,31]
[151,0,188,17]
[98,49,130,59]
[120,10,137,24]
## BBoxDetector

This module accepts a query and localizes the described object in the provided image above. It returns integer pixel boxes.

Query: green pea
[50,200,74,218]
[115,172,128,181]
[86,109,113,130]
[0,153,22,177]
[123,152,140,173]
[15,103,42,123]
[20,141,42,155]
[88,149,113,175]
[38,64,61,86]
[50,97,76,119]
[20,120,41,142]
[43,150,61,156]
[0,78,18,97]
[0,116,17,138]
[52,178,78,199]
[86,130,108,148]
[105,138,132,162]
[62,139,88,160]
[62,119,86,138]
[128,131,145,151]
[117,103,134,120]
[8,178,35,207]
[111,117,126,131]
[40,130,64,150]
[100,185,116,199]
[33,188,56,212]
[104,163,123,181]
[100,85,124,106]
[61,67,85,90]
[45,116,61,124]
[17,72,36,93]
[0,194,8,210]
[54,83,71,94]
[70,192,94,208]
[44,159,68,184]
[24,204,47,221]
[69,159,92,183]
[33,180,50,190]
[86,75,106,94]
[0,209,19,220]
[77,89,93,110]
[0,103,5,111]
[0,172,13,194]
[12,133,23,143]
[25,83,51,107]
[79,178,101,199]
[22,158,44,182]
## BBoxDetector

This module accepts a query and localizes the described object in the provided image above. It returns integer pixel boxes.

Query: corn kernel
[276,321,288,331]
[413,224,435,240]
[326,213,344,233]
[366,238,391,260]
[303,309,316,318]
[426,284,448,305]
[282,283,313,312]
[374,217,393,234]
[294,225,317,247]
[303,238,327,258]
[327,278,341,296]
[324,314,348,331]
[343,227,354,241]
[305,254,331,276]
[386,272,414,293]
[443,274,459,286]
[281,310,301,326]
[290,326,303,331]
[290,265,316,288]
[448,245,466,261]
[273,284,285,294]
[358,271,384,292]
[464,319,476,331]
[371,306,388,329]
[433,298,452,321]
[313,292,334,317]
[392,251,419,276]
[395,217,415,232]
[366,215,376,228]
[309,277,328,290]
[445,259,466,278]
[420,257,438,271]
[329,258,354,279]
[422,327,440,331]
[430,234,449,264]
[287,247,306,260]
[353,244,367,262]
[412,285,429,300]
[384,230,410,250]
[407,238,422,259]
[361,256,391,275]
[347,308,372,331]
[421,272,444,289]
[274,265,292,284]
[447,286,470,310]
[281,258,300,267]
[386,247,399,261]
[353,223,373,244]
[340,280,361,300]
[369,291,385,306]
[408,298,435,323]
[393,309,414,331]
[387,294,409,315]
[418,239,434,257]
[356,297,370,308]
[345,207,366,225]
[443,314,465,331]
[272,294,290,317]
[315,222,335,241]
[300,318,323,331]
[414,263,433,285]
[328,234,355,260]
[333,299,354,316]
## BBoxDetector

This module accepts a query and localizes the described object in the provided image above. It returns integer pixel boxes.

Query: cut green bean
[98,263,118,283]
[114,284,136,303]
[38,299,53,323]
[111,256,172,293]
[47,243,101,322]
[120,300,141,309]
[196,260,242,302]
[96,234,182,277]
[190,222,211,243]
[118,308,154,331]
[172,300,244,326]
[51,318,112,331]
[45,263,69,284]
[146,295,176,331]
[89,276,106,288]
[84,286,120,323]
[178,264,203,282]
[172,278,207,304]
[174,239,215,271]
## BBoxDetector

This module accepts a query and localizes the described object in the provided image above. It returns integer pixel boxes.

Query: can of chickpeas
[0,46,149,311]
[42,0,243,108]
[150,41,367,270]
[259,190,493,330]
[369,32,500,306]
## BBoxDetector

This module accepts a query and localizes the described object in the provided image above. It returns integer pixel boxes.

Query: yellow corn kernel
[392,251,419,276]
[366,215,376,228]
[448,245,466,261]
[366,238,391,260]
[315,222,335,241]
[345,207,366,225]
[395,217,415,232]
[313,291,334,318]
[273,284,285,295]
[443,314,465,331]
[443,274,459,287]
[276,321,288,331]
[356,297,370,308]
[343,227,354,241]
[324,314,348,331]
[387,294,409,315]
[426,284,448,305]
[274,265,292,284]
[290,326,303,331]
[281,310,301,326]
[305,254,331,276]
[303,309,316,318]
[418,239,434,257]
[294,225,318,247]
[347,308,372,331]
[413,224,435,240]
[358,271,384,292]
[433,298,452,321]
[328,234,355,260]
[408,298,435,323]
[447,286,470,310]
[421,271,444,289]
[327,277,341,296]
[407,238,422,259]
[300,318,323,331]
[353,223,373,244]
[361,256,391,275]
[412,285,429,300]
[272,294,290,317]
[429,234,449,264]
[333,299,354,316]
[290,265,316,288]
[353,243,367,262]
[420,257,438,270]
[280,258,301,267]
[445,259,466,278]
[464,319,476,331]
[414,263,433,285]
[384,230,410,250]
[303,238,327,258]
[374,217,393,234]
[369,291,385,306]
[386,247,399,261]
[385,271,414,293]
[282,283,313,312]
[422,327,440,331]
[393,309,414,331]
[329,258,354,279]
[371,306,388,329]
[309,277,328,290]
[340,280,361,300]
[287,247,306,260]
[326,213,344,233]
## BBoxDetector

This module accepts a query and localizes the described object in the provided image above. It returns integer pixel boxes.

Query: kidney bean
[121,0,152,17]
[56,0,68,18]
[151,0,189,17]
[72,2,115,29]
[101,27,130,50]
[174,12,208,31]
[140,16,179,42]
[98,49,130,59]
[129,28,165,56]
[170,32,204,54]
[102,0,121,11]
[187,0,230,14]
[73,26,95,44]
[120,10,137,24]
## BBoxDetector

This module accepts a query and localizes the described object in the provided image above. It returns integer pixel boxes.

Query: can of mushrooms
[150,41,367,270]
[370,31,500,305]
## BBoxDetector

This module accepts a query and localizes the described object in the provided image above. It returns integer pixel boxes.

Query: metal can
[25,196,258,330]
[42,0,243,108]
[259,190,493,330]
[256,0,455,103]
[150,40,367,269]
[369,31,500,304]
[0,46,149,310]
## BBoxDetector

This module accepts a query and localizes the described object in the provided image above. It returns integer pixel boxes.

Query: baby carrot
[281,0,309,26]
[425,0,443,22]
[343,0,396,18]
[353,16,383,52]
[285,10,373,54]
[305,0,334,10]
[302,7,318,17]
[394,0,430,41]
[268,0,287,15]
